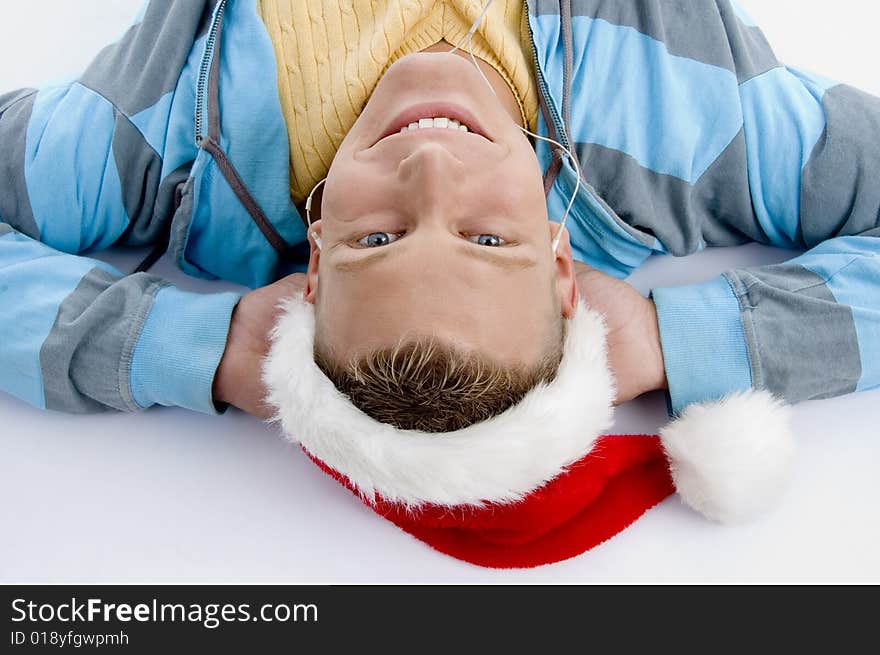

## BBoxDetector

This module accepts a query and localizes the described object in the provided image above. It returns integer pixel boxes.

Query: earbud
[551,225,564,254]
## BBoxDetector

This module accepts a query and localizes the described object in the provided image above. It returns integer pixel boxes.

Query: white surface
[1,1,878,583]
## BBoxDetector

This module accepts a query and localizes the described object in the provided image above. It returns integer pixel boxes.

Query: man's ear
[305,220,322,304]
[548,222,578,319]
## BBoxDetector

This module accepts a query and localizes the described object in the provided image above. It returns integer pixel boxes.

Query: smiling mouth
[372,102,493,147]
[373,125,490,149]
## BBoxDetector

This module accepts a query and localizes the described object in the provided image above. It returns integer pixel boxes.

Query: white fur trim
[660,389,795,523]
[261,295,615,508]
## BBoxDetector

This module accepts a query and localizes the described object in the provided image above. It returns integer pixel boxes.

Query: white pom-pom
[659,389,795,523]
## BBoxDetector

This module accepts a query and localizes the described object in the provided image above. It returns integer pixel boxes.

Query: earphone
[304,178,325,251]
[305,0,581,255]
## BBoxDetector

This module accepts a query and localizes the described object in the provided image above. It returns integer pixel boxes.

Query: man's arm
[0,220,240,414]
[651,232,880,414]
[646,2,880,414]
[0,0,245,415]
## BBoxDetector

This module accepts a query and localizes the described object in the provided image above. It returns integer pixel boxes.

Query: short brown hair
[314,325,566,433]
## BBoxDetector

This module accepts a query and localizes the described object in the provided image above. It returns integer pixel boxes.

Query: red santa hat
[261,294,795,569]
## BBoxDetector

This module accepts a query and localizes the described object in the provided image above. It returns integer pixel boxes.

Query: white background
[1,1,878,583]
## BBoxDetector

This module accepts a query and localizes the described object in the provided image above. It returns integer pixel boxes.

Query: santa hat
[261,295,795,569]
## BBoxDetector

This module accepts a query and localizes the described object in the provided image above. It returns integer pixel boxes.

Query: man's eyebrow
[455,243,538,271]
[331,242,538,273]
[332,247,395,273]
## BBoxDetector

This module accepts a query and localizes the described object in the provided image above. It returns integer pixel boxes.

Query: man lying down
[1,1,878,565]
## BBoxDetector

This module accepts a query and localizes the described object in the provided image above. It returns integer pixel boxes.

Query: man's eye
[358,232,401,247]
[467,234,506,247]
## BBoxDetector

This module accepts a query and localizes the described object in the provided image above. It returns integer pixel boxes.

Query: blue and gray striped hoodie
[1,0,878,417]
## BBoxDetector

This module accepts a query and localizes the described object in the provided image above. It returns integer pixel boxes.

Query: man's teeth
[400,117,469,133]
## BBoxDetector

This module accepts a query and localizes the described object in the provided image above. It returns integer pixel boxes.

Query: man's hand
[574,262,667,404]
[213,273,308,419]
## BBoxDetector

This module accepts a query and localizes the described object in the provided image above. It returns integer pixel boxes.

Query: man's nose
[396,141,468,217]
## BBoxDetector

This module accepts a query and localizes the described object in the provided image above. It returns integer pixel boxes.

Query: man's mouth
[372,102,493,146]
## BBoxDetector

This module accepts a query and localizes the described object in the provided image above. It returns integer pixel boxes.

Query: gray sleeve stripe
[800,85,880,246]
[0,89,39,240]
[575,132,765,254]
[726,265,862,403]
[0,223,14,237]
[533,0,780,82]
[117,277,169,413]
[111,110,165,245]
[39,268,168,413]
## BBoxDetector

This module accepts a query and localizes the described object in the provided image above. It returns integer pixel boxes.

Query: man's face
[305,51,577,367]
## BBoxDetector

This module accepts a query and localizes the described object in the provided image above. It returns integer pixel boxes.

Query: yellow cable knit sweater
[257,0,539,205]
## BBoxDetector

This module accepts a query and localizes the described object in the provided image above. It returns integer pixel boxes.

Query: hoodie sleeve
[0,222,241,414]
[649,1,880,414]
[0,0,242,415]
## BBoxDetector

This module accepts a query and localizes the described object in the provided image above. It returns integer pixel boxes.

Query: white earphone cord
[307,0,580,254]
